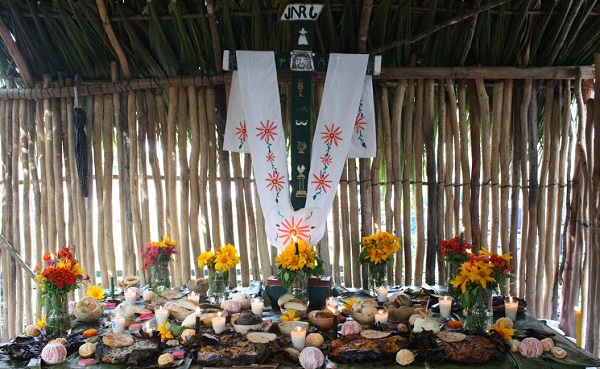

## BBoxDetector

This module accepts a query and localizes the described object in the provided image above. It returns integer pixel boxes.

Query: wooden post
[423,80,438,285]
[402,80,415,285]
[413,80,425,285]
[392,80,407,285]
[177,88,191,285]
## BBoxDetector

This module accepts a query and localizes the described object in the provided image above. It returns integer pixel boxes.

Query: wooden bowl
[308,310,335,331]
[278,321,309,337]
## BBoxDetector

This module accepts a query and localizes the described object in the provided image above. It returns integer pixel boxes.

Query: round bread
[541,337,554,352]
[360,329,392,339]
[102,333,134,348]
[551,346,567,359]
[161,290,184,300]
[437,331,467,343]
[158,353,175,367]
[246,332,277,343]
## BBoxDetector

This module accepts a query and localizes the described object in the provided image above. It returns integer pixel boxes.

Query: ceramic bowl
[308,310,335,331]
[278,321,309,337]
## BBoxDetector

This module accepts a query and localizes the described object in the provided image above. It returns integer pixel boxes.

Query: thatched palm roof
[0,0,599,86]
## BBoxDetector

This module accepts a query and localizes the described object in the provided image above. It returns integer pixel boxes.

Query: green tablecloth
[2,299,599,369]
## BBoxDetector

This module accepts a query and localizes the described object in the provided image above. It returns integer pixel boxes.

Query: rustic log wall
[0,73,597,353]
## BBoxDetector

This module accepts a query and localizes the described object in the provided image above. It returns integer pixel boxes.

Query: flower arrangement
[34,246,87,296]
[275,238,324,288]
[142,236,178,270]
[451,247,512,332]
[359,230,401,265]
[441,233,472,263]
[359,230,400,295]
[197,244,240,273]
[34,246,88,333]
[451,247,512,302]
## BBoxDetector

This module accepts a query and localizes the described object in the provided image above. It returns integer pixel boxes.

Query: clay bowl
[387,306,415,322]
[308,310,335,331]
[230,313,264,334]
[278,321,309,337]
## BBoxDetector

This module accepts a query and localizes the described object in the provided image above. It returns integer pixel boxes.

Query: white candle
[376,286,388,302]
[251,298,264,316]
[155,306,169,326]
[188,292,197,301]
[374,309,389,325]
[124,291,136,304]
[145,321,153,336]
[212,312,226,334]
[326,297,339,311]
[439,296,453,318]
[504,296,519,322]
[112,315,126,334]
[291,325,307,350]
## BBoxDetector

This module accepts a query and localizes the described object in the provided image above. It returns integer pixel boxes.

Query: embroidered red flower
[321,123,343,147]
[266,152,276,163]
[354,113,366,133]
[320,153,332,166]
[235,121,248,142]
[312,171,332,193]
[266,171,285,192]
[256,120,278,142]
[278,216,311,245]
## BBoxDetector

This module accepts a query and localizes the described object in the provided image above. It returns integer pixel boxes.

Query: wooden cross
[224,4,380,210]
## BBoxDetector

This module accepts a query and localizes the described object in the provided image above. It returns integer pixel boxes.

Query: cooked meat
[439,335,498,364]
[330,334,407,363]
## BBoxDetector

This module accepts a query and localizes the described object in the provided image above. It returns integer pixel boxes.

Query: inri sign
[281,4,324,21]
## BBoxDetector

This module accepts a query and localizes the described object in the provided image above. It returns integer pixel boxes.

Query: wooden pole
[243,156,261,281]
[518,80,532,297]
[458,82,472,241]
[166,87,181,285]
[188,86,201,279]
[500,80,513,257]
[436,81,446,280]
[128,90,144,276]
[12,97,23,333]
[402,79,415,285]
[102,92,117,282]
[340,166,352,286]
[147,89,165,238]
[177,87,191,285]
[136,91,150,284]
[380,83,395,283]
[93,95,107,288]
[423,80,438,285]
[52,96,66,248]
[476,79,490,250]
[445,80,462,237]
[442,82,455,241]
[349,159,361,287]
[206,88,221,249]
[197,88,212,254]
[413,80,425,285]
[525,81,539,315]
[43,75,57,249]
[490,82,504,251]
[232,152,249,286]
[509,81,522,297]
[332,193,341,284]
[0,97,10,340]
[391,80,406,285]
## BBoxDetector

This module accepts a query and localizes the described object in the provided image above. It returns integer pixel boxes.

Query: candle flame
[196,306,201,315]
[378,309,384,314]
[509,296,513,303]
[574,306,581,313]
[327,306,336,314]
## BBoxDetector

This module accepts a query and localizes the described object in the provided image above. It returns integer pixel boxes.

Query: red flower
[320,153,332,166]
[235,121,248,142]
[278,217,311,245]
[354,113,366,133]
[311,171,332,193]
[266,152,276,163]
[321,124,343,147]
[256,120,278,142]
[266,171,285,192]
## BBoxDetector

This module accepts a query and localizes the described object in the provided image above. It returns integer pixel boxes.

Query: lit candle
[326,296,339,310]
[145,321,153,336]
[376,286,388,303]
[439,296,453,318]
[575,306,582,347]
[504,296,519,322]
[212,311,226,334]
[188,292,197,301]
[49,253,56,266]
[374,223,380,233]
[291,325,307,351]
[195,307,202,334]
[251,298,264,317]
[155,306,169,326]
[374,309,389,325]
[109,271,115,299]
[112,314,126,334]
[124,290,136,304]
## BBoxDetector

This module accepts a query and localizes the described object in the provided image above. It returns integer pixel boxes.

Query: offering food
[551,346,567,359]
[102,333,134,348]
[341,321,362,336]
[447,320,463,329]
[158,353,175,367]
[24,325,40,337]
[437,331,466,343]
[246,332,277,343]
[396,349,415,366]
[306,333,325,347]
[541,337,554,352]
[75,296,104,322]
[439,335,499,363]
[495,317,514,329]
[299,347,325,369]
[519,337,543,359]
[41,342,67,365]
[330,334,407,363]
[78,342,96,358]
[360,329,392,339]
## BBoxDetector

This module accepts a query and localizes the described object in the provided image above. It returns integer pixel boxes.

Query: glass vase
[208,270,229,305]
[464,289,494,334]
[45,292,71,334]
[446,260,462,299]
[151,260,171,292]
[286,271,309,305]
[368,262,387,297]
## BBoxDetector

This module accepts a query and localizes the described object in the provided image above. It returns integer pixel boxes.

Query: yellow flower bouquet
[275,239,324,302]
[197,244,240,304]
[359,230,400,294]
[451,247,512,333]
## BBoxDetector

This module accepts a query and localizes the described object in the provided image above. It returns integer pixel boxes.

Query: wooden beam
[0,16,33,86]
[0,233,35,280]
[0,66,594,100]
[96,0,131,79]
